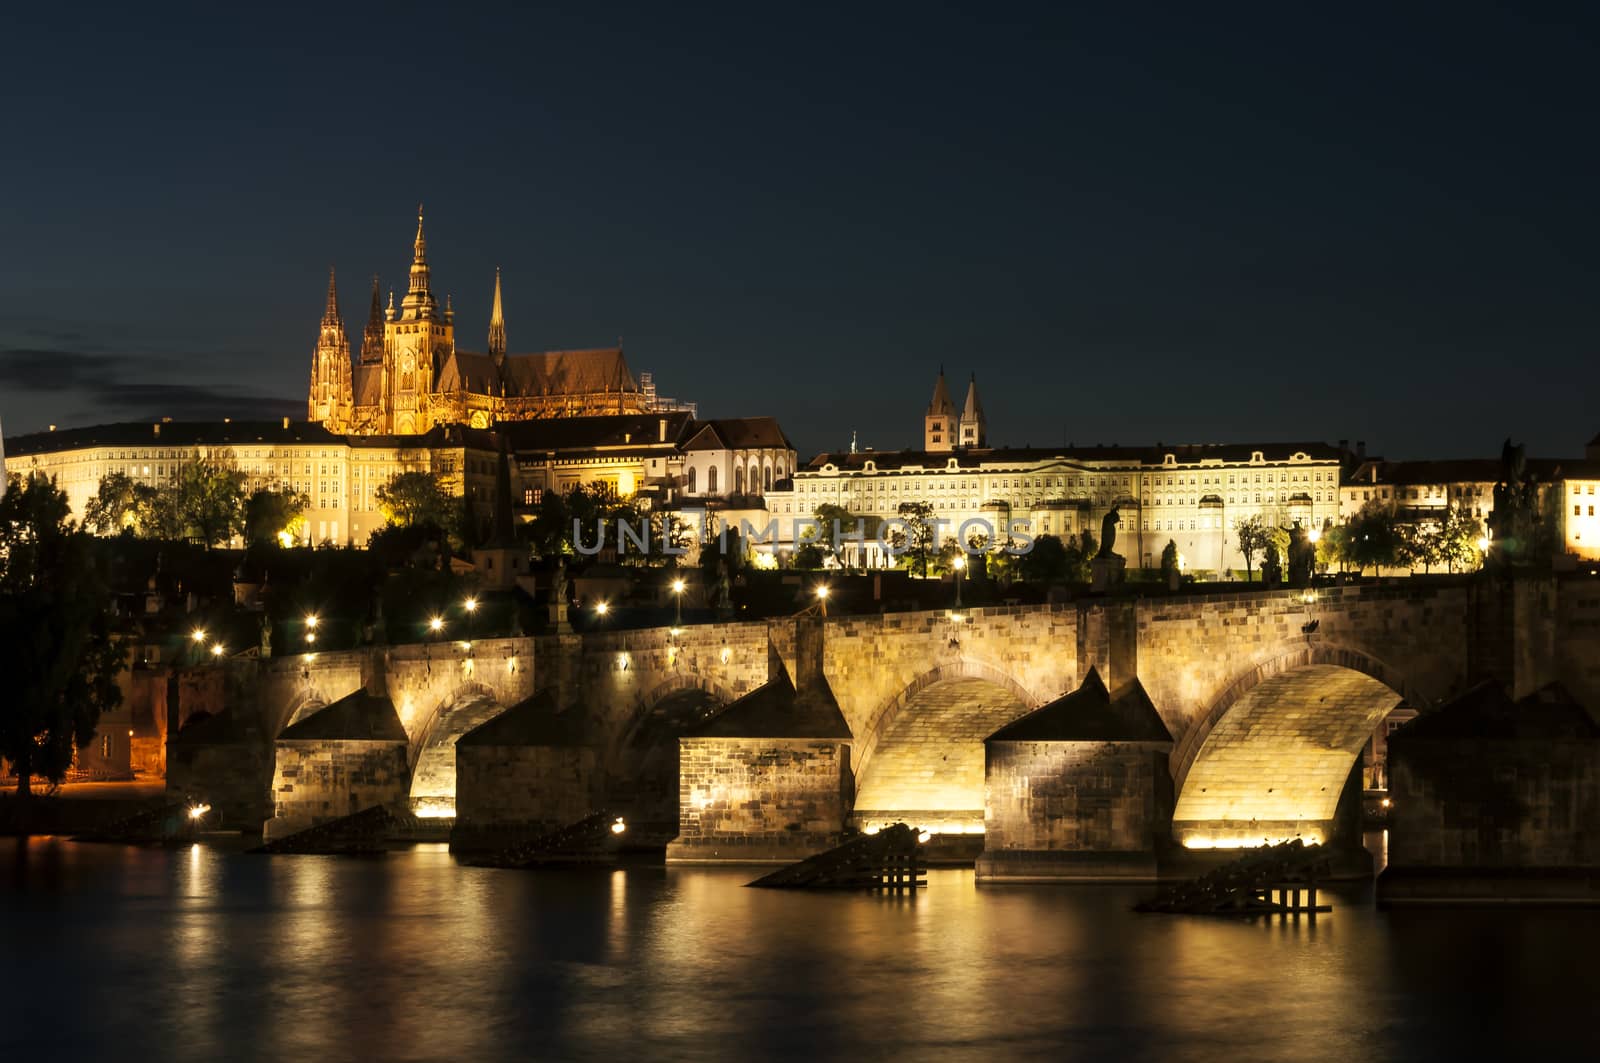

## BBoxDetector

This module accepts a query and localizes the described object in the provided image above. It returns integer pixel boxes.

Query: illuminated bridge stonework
[186,577,1600,869]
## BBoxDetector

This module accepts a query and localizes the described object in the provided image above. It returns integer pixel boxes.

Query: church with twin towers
[308,208,684,435]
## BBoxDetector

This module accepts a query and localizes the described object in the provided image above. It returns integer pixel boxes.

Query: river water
[3,837,1597,1062]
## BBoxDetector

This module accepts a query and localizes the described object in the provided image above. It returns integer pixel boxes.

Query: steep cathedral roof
[962,374,984,421]
[927,368,954,416]
[433,347,639,399]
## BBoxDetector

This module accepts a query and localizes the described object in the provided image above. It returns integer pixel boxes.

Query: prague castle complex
[309,208,674,435]
[8,209,1600,570]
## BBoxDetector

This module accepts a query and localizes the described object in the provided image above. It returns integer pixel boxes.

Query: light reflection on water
[3,838,1598,1062]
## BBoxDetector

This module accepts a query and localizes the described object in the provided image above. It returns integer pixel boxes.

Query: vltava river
[2,837,1597,1062]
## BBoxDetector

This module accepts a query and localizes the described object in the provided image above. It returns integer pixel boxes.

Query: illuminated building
[763,368,1346,571]
[310,208,695,435]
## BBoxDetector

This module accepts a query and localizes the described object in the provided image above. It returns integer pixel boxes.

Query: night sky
[1,3,1595,460]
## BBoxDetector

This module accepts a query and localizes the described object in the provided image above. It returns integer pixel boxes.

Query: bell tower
[308,268,353,429]
[381,206,455,434]
[959,373,986,448]
[924,367,955,453]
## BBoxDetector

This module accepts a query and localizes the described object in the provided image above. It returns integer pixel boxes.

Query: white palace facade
[761,370,1346,573]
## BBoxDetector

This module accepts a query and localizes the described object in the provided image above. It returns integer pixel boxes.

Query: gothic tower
[924,367,955,453]
[487,267,507,366]
[360,275,385,365]
[959,373,987,448]
[381,206,455,433]
[308,268,354,429]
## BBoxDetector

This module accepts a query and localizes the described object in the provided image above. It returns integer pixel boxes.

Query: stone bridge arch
[606,675,736,828]
[408,682,507,816]
[1169,643,1433,849]
[851,659,1042,833]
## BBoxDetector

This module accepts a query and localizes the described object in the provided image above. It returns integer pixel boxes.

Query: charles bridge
[165,575,1600,879]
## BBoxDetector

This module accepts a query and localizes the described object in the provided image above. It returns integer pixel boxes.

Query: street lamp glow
[1478,535,1490,552]
[671,578,686,594]
[188,803,211,821]
[305,614,319,630]
[463,597,478,614]
[595,600,610,616]
[429,616,445,634]
[209,643,225,658]
[191,628,207,643]
[815,585,830,600]
[305,631,316,645]
[953,555,966,571]
[1308,527,1322,544]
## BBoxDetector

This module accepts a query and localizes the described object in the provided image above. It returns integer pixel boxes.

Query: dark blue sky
[2,2,1595,460]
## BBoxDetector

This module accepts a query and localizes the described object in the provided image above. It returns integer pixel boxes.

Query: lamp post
[594,600,610,624]
[952,553,966,609]
[815,583,830,618]
[463,596,478,643]
[304,613,319,648]
[671,577,686,629]
[190,628,207,666]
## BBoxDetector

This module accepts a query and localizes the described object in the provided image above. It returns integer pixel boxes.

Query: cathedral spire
[488,267,507,363]
[361,275,384,364]
[321,266,340,327]
[403,204,434,314]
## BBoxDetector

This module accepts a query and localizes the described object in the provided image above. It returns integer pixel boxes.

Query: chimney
[1356,440,1366,458]
[153,423,161,437]
[658,418,667,442]
[1338,438,1348,452]
[282,416,290,429]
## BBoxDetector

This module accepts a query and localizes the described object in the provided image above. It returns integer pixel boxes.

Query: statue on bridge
[1096,508,1122,560]
[1287,522,1315,587]
[258,614,272,659]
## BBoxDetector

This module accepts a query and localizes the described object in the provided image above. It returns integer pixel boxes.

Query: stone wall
[266,740,410,840]
[1138,583,1474,753]
[669,738,852,862]
[167,741,272,832]
[818,606,1077,777]
[1387,739,1600,869]
[453,745,599,852]
[979,740,1170,881]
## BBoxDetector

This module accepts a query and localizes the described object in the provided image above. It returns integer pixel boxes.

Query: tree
[1437,504,1485,573]
[814,503,877,570]
[1233,514,1271,582]
[895,500,936,577]
[244,489,308,546]
[83,472,140,534]
[1317,523,1350,573]
[0,476,125,795]
[1062,529,1098,582]
[132,482,183,540]
[1017,533,1068,583]
[1346,501,1401,575]
[171,456,246,547]
[1396,521,1441,574]
[376,471,455,532]
[1160,539,1180,582]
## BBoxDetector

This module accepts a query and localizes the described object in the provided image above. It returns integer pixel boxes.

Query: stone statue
[711,561,734,618]
[366,592,386,646]
[1287,522,1314,587]
[551,558,569,606]
[258,614,272,659]
[1096,508,1121,560]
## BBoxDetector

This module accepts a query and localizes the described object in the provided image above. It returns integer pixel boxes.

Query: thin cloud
[1,347,299,427]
